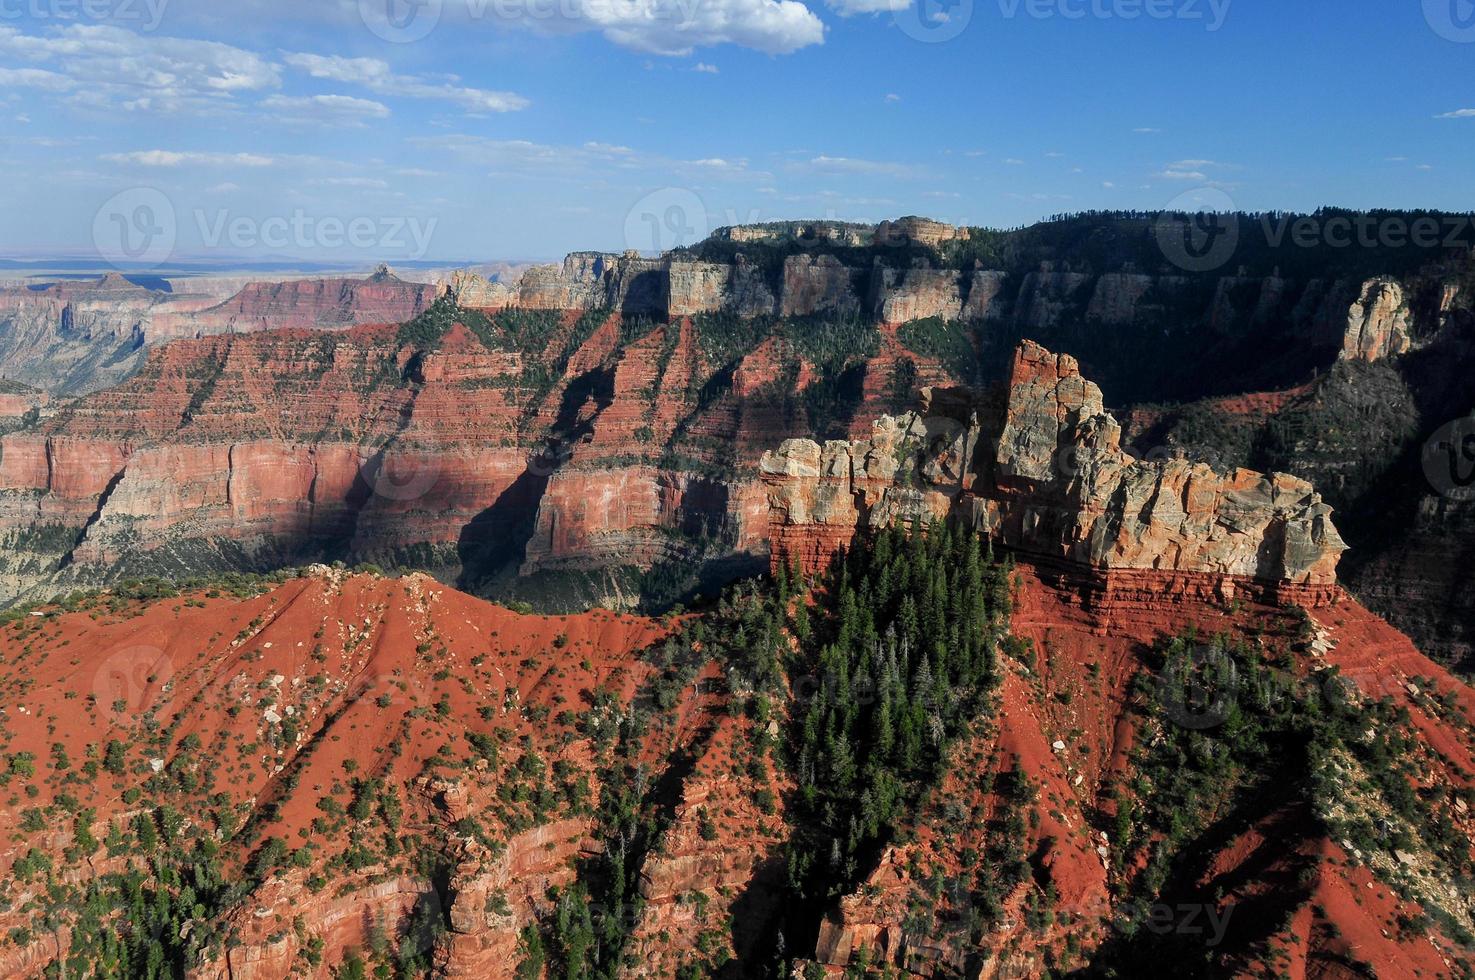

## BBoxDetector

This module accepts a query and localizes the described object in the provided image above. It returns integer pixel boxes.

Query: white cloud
[1004,158,1024,165]
[1132,127,1161,134]
[884,93,901,103]
[803,154,923,179]
[1153,158,1239,185]
[261,93,391,124]
[102,150,276,167]
[0,66,74,91]
[175,0,822,57]
[576,0,824,55]
[1436,108,1475,119]
[416,134,767,184]
[693,62,720,73]
[313,176,390,189]
[282,52,528,113]
[0,25,279,112]
[826,0,908,13]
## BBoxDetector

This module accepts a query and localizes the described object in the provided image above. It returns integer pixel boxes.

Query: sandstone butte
[762,340,1347,608]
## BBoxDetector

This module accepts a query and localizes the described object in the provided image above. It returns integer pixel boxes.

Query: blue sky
[0,0,1470,263]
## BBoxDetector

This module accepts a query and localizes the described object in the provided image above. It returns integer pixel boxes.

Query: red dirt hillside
[0,551,1473,977]
[0,568,793,977]
[788,558,1475,978]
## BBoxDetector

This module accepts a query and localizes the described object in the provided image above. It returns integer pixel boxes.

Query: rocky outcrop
[0,380,46,425]
[780,254,863,317]
[763,341,1347,602]
[449,269,517,310]
[1340,278,1413,361]
[439,819,595,976]
[870,267,1008,324]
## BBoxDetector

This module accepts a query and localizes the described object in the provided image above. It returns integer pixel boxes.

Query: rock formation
[1340,278,1413,361]
[763,341,1347,603]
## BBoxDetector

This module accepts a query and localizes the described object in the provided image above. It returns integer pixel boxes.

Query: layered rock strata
[762,341,1347,604]
[0,268,440,395]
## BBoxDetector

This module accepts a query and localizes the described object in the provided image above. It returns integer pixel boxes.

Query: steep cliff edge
[0,299,940,610]
[763,341,1346,604]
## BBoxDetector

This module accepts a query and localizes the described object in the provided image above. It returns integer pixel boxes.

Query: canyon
[0,213,1471,664]
[1,214,1474,977]
[0,266,439,396]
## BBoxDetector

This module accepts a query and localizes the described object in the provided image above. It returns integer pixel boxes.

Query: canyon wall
[473,244,1409,382]
[0,306,919,608]
[0,267,439,395]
